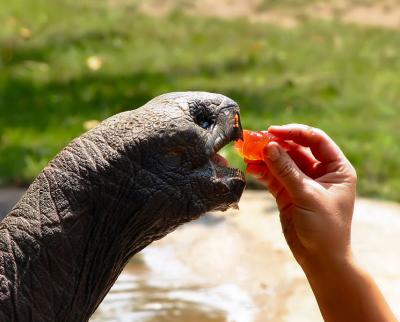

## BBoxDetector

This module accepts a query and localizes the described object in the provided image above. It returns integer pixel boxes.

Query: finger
[246,162,268,177]
[246,162,286,198]
[276,189,294,214]
[262,172,285,198]
[268,124,345,164]
[284,142,330,179]
[245,142,319,175]
[263,142,308,196]
[247,163,275,188]
[284,141,320,178]
[260,172,292,213]
[245,159,265,166]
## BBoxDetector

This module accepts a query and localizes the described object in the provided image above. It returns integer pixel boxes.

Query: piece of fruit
[234,129,282,161]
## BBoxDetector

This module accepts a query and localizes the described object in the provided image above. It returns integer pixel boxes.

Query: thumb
[264,142,307,193]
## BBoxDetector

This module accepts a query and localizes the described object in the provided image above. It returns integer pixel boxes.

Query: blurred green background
[1,0,399,201]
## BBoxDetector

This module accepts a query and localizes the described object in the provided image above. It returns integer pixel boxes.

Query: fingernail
[266,144,280,161]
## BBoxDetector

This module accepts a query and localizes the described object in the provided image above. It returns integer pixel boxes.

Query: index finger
[268,124,345,164]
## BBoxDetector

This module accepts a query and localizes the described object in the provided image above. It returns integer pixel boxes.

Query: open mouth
[210,125,245,182]
[210,153,244,180]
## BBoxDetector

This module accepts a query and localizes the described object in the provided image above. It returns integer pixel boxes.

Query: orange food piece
[234,129,282,161]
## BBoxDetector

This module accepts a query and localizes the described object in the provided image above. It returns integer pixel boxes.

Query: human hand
[246,124,357,270]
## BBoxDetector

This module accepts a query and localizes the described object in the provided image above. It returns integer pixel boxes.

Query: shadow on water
[91,255,228,322]
[192,213,226,226]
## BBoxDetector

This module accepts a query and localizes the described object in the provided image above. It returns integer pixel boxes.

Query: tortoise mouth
[209,149,246,208]
[209,122,246,187]
[209,113,245,182]
[203,110,246,207]
[210,153,245,181]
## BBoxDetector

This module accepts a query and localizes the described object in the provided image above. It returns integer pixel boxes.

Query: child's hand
[247,124,357,269]
[247,124,397,322]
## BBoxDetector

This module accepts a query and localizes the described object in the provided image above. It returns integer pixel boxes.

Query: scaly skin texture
[0,92,245,322]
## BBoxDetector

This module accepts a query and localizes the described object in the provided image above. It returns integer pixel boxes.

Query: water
[87,195,302,322]
[91,245,256,322]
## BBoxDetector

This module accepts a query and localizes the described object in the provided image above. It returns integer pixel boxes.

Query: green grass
[257,0,383,11]
[257,0,319,11]
[1,0,400,201]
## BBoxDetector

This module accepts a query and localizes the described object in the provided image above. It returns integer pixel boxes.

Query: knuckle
[311,128,330,143]
[301,125,319,141]
[277,161,294,179]
[285,124,304,137]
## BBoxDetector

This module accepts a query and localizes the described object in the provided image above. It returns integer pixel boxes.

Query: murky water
[91,245,255,322]
[89,200,293,322]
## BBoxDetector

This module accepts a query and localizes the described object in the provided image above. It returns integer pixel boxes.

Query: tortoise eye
[194,111,214,130]
[199,119,213,129]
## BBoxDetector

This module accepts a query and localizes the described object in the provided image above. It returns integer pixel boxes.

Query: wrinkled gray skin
[0,92,245,322]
